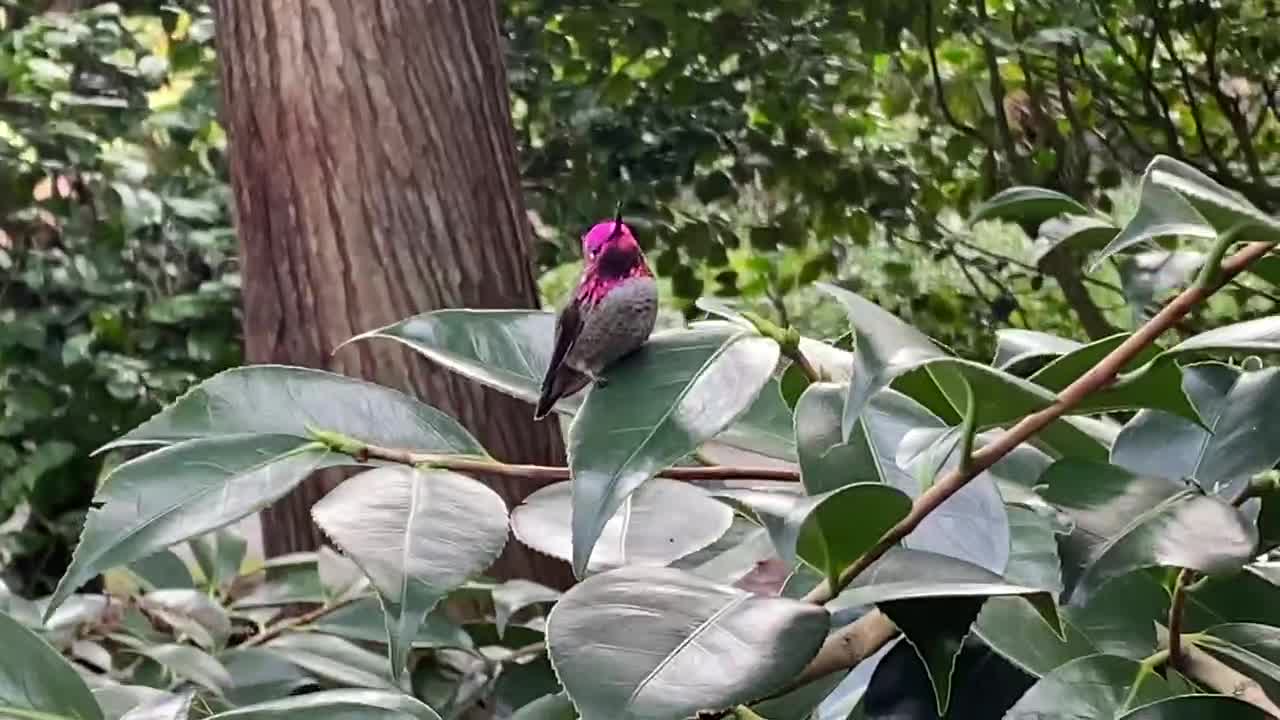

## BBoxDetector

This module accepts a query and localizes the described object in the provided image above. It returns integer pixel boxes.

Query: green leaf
[794,483,913,588]
[311,467,508,680]
[1163,316,1280,357]
[136,644,232,695]
[1186,565,1280,628]
[815,283,945,437]
[1196,624,1280,701]
[546,565,828,720]
[969,187,1091,225]
[140,589,231,650]
[261,634,399,691]
[50,436,342,617]
[1032,215,1119,265]
[189,529,247,592]
[116,690,193,720]
[828,548,1060,635]
[974,597,1097,677]
[567,324,777,575]
[510,693,577,720]
[126,551,195,591]
[794,382,858,495]
[349,310,796,463]
[992,329,1084,373]
[309,597,472,650]
[1041,460,1258,603]
[92,687,174,720]
[233,553,324,608]
[1112,364,1280,495]
[878,597,986,715]
[101,365,483,457]
[345,310,559,407]
[0,610,102,720]
[492,580,561,638]
[1118,695,1271,719]
[819,285,1107,461]
[1006,654,1174,719]
[1028,335,1196,423]
[220,648,317,707]
[512,479,732,573]
[205,690,440,720]
[1093,156,1280,269]
[1003,506,1064,594]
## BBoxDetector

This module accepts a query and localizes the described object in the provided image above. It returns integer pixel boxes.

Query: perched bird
[534,210,658,419]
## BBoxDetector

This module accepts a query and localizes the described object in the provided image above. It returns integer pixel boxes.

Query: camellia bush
[8,156,1280,719]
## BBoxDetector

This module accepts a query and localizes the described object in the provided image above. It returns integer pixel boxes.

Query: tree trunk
[213,0,572,586]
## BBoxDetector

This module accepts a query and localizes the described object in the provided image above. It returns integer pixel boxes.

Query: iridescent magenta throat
[576,262,652,306]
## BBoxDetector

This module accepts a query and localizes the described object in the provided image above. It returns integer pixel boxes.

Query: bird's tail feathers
[534,367,588,420]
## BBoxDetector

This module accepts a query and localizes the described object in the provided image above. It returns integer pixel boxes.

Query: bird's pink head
[581,213,650,281]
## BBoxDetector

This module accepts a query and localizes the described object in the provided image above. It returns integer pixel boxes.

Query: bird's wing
[540,298,584,397]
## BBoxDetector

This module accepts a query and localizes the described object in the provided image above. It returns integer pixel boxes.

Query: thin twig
[1167,568,1193,670]
[803,239,1277,605]
[315,436,801,483]
[242,596,359,647]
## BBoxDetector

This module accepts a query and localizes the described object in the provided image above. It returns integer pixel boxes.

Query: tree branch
[975,0,1028,183]
[1166,568,1193,670]
[804,239,1277,604]
[1165,631,1280,717]
[242,596,359,647]
[1154,13,1229,177]
[924,0,987,145]
[308,430,801,483]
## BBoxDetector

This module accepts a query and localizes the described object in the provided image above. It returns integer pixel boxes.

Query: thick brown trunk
[212,0,572,586]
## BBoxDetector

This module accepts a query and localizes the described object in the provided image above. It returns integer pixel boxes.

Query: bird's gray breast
[568,276,658,374]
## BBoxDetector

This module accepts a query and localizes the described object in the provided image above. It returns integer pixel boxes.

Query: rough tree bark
[213,0,571,585]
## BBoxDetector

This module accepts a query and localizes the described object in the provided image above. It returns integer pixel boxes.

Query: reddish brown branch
[804,239,1276,604]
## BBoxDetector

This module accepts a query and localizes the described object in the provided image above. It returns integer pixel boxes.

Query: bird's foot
[588,372,609,388]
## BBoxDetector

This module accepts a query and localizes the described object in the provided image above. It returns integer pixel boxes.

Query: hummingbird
[534,209,658,420]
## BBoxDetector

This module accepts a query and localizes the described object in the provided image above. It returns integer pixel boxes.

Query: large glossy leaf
[882,597,988,715]
[827,548,1060,634]
[1185,565,1280,629]
[794,483,913,588]
[347,310,795,461]
[1042,460,1258,603]
[567,324,778,575]
[1032,215,1119,265]
[819,285,1107,462]
[233,553,324,609]
[101,365,483,456]
[136,644,232,695]
[792,386,1011,573]
[546,565,828,720]
[1005,654,1174,719]
[140,590,231,650]
[1163,316,1280,357]
[512,478,732,573]
[1196,623,1280,700]
[1112,364,1280,495]
[992,329,1084,374]
[190,529,247,592]
[969,186,1091,225]
[862,639,1034,720]
[311,467,508,679]
[1118,696,1270,719]
[309,597,473,650]
[50,435,342,617]
[206,690,441,720]
[492,580,561,638]
[510,693,578,720]
[816,283,946,436]
[220,648,317,708]
[117,691,193,720]
[1027,336,1196,423]
[92,687,173,720]
[1003,506,1064,594]
[1093,155,1280,268]
[0,610,102,720]
[262,634,400,691]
